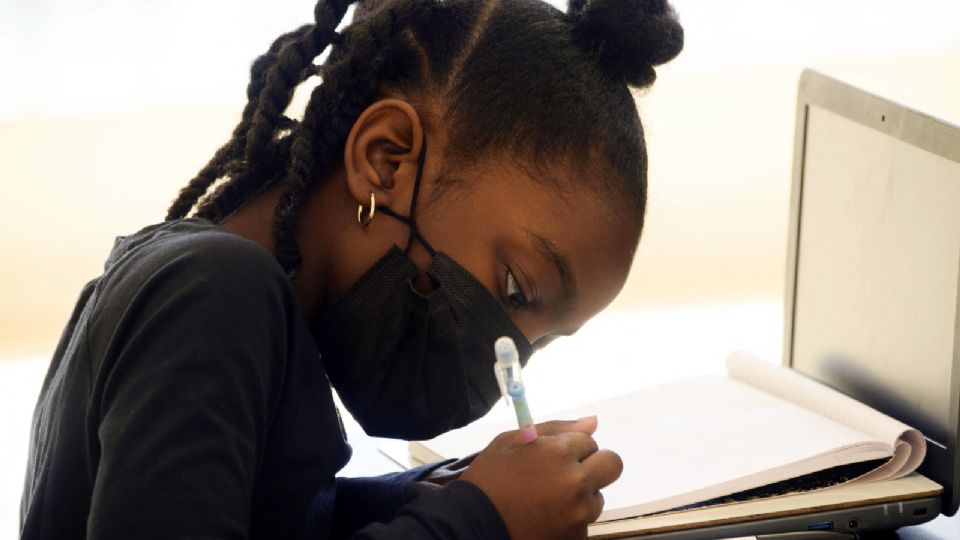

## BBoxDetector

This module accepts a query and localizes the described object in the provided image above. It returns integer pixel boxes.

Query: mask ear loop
[379,135,437,257]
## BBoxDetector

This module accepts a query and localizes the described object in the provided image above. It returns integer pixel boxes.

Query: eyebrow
[525,229,578,316]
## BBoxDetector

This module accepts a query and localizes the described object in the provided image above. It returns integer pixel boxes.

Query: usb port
[807,521,833,531]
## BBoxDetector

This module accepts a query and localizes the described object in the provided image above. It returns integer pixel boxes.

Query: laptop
[591,69,960,538]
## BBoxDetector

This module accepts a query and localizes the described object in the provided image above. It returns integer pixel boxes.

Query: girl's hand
[461,417,622,540]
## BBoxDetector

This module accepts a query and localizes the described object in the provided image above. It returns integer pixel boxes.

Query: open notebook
[408,352,927,522]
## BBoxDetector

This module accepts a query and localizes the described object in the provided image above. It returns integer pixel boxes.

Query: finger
[490,429,532,448]
[553,431,599,461]
[491,417,598,448]
[581,449,623,491]
[587,490,606,523]
[535,416,598,437]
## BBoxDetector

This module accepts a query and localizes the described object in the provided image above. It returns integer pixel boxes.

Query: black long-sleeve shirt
[19,218,509,539]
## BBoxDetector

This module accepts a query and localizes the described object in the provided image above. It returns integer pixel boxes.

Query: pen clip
[494,336,521,407]
[495,362,512,406]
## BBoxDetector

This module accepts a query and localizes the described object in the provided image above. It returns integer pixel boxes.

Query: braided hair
[166,0,684,277]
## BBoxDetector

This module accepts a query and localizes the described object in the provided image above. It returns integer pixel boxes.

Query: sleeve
[322,464,510,540]
[349,481,510,540]
[329,462,444,536]
[85,236,296,539]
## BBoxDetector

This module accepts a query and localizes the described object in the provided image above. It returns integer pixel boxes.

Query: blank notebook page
[422,375,890,520]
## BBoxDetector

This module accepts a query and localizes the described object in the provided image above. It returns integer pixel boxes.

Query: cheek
[417,216,503,302]
[323,242,393,312]
[420,226,541,338]
[449,248,502,301]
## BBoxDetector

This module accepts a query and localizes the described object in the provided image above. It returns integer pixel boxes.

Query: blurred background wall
[1,0,959,537]
[2,0,958,358]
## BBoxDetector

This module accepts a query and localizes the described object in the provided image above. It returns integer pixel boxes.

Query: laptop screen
[790,103,960,449]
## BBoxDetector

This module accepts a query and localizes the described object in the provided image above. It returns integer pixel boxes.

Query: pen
[494,336,538,443]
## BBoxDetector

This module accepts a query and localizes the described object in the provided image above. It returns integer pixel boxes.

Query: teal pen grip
[513,394,534,428]
[512,393,537,443]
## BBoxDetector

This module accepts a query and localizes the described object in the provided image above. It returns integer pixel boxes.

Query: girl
[20,0,682,538]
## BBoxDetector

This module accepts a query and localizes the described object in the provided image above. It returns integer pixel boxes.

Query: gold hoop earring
[357,192,376,228]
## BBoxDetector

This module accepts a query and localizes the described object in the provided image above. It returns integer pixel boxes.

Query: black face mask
[313,137,533,440]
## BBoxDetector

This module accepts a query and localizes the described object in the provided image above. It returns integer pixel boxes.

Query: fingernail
[577,415,597,422]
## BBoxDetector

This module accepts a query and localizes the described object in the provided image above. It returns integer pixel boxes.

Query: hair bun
[570,0,684,88]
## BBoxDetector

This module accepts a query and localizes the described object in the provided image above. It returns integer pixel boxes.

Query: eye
[505,268,529,310]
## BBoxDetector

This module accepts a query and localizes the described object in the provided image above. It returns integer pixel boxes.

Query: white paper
[412,355,921,520]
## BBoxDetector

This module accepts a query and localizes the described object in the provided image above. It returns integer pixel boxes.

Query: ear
[343,99,424,213]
